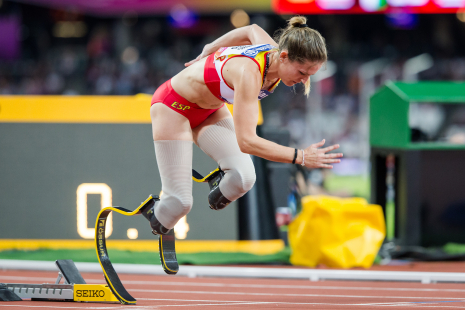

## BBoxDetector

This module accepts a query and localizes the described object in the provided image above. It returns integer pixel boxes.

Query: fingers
[325,153,343,159]
[311,139,326,148]
[321,144,340,153]
[184,56,201,67]
[304,140,343,169]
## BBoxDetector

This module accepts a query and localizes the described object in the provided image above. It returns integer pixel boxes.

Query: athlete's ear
[279,50,289,63]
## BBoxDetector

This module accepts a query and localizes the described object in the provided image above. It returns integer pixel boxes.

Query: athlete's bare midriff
[170,57,224,109]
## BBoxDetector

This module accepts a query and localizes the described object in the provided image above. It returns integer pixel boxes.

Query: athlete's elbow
[237,137,255,155]
[248,24,261,41]
[249,24,261,32]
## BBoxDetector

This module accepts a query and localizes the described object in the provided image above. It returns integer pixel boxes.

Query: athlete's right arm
[185,24,277,67]
[229,59,343,168]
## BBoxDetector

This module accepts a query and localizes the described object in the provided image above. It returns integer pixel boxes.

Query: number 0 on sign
[77,183,113,239]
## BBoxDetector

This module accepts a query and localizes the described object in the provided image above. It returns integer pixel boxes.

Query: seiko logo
[76,290,105,298]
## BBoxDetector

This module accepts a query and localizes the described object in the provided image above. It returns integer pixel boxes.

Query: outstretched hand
[303,139,343,169]
[185,54,202,67]
[185,43,212,67]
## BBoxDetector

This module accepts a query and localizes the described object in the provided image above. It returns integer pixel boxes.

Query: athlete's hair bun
[289,16,307,28]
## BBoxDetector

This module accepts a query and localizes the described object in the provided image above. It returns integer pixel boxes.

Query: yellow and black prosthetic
[95,195,177,305]
[141,206,179,275]
[192,168,232,210]
[192,168,221,183]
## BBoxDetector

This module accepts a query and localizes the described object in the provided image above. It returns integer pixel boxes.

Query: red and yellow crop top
[203,44,281,104]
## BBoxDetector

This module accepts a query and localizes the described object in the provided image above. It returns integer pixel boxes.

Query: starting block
[0,259,119,303]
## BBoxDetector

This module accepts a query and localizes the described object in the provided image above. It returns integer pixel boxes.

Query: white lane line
[0,305,162,310]
[139,298,464,306]
[123,281,465,293]
[137,298,256,303]
[2,275,465,293]
[150,302,272,307]
[374,305,465,308]
[137,300,465,309]
[409,306,465,309]
[155,304,465,309]
[132,288,465,300]
[352,302,465,306]
[141,298,465,306]
[131,299,465,309]
[3,299,465,309]
[0,305,131,309]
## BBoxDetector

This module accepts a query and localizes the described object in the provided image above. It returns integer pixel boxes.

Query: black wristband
[292,148,298,164]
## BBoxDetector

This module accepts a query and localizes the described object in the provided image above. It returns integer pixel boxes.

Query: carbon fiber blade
[159,230,179,275]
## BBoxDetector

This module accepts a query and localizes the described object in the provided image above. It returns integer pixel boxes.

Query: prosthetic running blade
[95,195,158,305]
[192,168,221,183]
[159,230,179,275]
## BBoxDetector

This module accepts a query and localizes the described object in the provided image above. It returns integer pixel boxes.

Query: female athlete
[144,16,343,235]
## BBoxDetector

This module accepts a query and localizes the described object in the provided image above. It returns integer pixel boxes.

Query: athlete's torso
[170,44,281,109]
[204,44,281,104]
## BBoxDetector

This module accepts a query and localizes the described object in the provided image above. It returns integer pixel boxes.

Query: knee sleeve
[218,155,256,201]
[153,140,193,229]
[197,118,256,202]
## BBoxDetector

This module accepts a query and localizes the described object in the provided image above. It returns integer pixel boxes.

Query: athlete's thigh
[151,102,193,141]
[192,104,233,144]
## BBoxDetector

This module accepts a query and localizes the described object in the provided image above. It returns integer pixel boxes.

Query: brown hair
[274,16,327,95]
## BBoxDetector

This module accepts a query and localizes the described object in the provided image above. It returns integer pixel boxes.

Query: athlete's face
[278,51,323,87]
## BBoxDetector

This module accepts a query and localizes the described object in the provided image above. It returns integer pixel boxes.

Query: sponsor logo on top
[214,47,228,59]
[242,44,275,57]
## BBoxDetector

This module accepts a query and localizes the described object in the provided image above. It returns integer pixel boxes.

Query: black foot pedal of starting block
[0,284,22,301]
[159,229,179,275]
[55,259,86,284]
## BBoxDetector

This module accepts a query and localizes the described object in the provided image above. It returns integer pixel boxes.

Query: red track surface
[1,265,465,309]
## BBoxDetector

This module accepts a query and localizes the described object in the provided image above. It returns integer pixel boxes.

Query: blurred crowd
[1,3,465,169]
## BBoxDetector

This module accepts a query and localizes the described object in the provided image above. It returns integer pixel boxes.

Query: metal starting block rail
[0,259,118,303]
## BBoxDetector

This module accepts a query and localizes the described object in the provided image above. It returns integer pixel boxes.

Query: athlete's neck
[266,51,280,81]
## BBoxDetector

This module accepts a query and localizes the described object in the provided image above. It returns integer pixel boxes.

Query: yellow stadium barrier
[0,94,262,125]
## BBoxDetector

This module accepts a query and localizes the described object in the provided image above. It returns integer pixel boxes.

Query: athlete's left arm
[229,60,303,164]
[185,24,277,67]
[227,58,342,167]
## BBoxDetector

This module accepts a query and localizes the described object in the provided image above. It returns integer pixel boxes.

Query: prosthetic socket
[141,201,171,235]
[207,169,232,210]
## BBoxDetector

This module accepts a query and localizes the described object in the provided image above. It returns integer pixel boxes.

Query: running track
[2,269,465,309]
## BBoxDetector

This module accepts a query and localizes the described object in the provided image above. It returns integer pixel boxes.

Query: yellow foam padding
[73,284,119,303]
[0,239,284,255]
[288,195,385,269]
[0,95,263,125]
